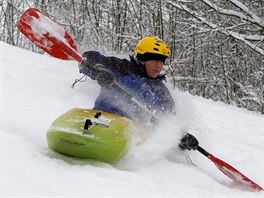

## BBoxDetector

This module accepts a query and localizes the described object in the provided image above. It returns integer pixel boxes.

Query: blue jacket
[80,51,175,122]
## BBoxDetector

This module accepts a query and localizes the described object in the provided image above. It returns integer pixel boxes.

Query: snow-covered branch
[167,1,264,56]
[229,0,264,28]
[201,0,264,29]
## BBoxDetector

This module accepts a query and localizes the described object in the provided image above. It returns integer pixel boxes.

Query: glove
[79,57,113,85]
[79,58,98,80]
[96,66,114,87]
[179,133,199,150]
[79,51,106,78]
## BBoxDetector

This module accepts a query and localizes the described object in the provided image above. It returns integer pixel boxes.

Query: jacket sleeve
[79,51,130,77]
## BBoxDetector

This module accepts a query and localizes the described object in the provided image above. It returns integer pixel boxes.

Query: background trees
[1,0,263,113]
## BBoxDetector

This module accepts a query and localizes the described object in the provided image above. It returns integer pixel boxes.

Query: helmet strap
[138,61,148,77]
[136,58,144,66]
[135,56,149,77]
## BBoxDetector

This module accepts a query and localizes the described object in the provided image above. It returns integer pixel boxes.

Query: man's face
[145,60,164,78]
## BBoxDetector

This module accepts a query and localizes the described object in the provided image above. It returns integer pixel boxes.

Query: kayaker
[79,36,175,123]
[78,36,199,151]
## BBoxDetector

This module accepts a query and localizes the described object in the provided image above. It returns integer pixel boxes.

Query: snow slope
[1,41,263,197]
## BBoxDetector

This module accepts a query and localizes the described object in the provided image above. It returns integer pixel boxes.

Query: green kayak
[46,108,135,164]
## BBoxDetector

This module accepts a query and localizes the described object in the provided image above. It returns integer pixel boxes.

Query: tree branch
[167,1,264,56]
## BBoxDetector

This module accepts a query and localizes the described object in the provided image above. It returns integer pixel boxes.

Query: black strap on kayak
[84,119,93,130]
[94,112,102,118]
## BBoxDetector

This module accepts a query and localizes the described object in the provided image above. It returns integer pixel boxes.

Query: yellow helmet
[135,36,170,62]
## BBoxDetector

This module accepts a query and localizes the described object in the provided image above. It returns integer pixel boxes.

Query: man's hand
[179,133,199,151]
[79,57,113,86]
[79,58,100,80]
[96,66,114,87]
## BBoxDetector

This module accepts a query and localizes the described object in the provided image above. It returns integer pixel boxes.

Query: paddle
[197,146,263,191]
[18,8,263,191]
[18,8,83,62]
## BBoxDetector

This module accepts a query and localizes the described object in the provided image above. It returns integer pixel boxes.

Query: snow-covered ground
[1,41,263,197]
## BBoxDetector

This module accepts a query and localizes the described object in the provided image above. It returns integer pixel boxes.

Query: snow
[1,41,263,197]
[30,9,68,48]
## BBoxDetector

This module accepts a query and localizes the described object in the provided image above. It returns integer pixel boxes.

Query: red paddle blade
[209,154,263,191]
[18,8,82,62]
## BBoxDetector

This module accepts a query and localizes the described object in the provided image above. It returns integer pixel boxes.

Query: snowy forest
[1,0,264,113]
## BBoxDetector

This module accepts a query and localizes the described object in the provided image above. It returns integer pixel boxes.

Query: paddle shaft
[197,146,210,157]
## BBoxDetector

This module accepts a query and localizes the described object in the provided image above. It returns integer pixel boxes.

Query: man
[79,36,198,150]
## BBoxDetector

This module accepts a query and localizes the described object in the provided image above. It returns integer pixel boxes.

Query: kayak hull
[46,108,133,163]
